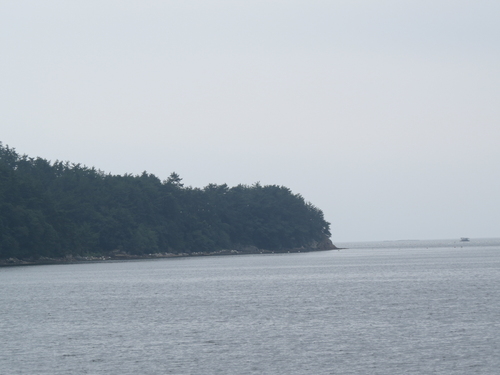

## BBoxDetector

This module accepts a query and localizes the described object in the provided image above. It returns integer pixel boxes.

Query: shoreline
[0,246,340,267]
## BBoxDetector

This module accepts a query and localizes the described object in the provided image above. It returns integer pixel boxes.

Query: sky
[1,0,499,242]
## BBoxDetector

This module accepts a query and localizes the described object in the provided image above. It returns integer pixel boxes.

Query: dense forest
[0,142,334,261]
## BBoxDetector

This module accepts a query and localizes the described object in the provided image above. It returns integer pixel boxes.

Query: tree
[0,142,333,259]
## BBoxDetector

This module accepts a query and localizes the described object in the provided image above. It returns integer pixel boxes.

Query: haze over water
[1,238,499,374]
[2,1,499,242]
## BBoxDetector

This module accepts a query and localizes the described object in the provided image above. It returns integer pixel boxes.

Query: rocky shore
[0,241,338,267]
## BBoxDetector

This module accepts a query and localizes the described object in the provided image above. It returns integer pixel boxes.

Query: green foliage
[0,142,332,259]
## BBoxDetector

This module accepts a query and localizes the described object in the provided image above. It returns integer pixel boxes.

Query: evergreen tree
[0,142,333,260]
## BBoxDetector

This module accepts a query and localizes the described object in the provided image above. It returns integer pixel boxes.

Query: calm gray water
[1,238,499,374]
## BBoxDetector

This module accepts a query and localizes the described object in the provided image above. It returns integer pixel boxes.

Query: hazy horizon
[2,1,499,242]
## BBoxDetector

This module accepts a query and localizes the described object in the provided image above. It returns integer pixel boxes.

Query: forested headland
[0,142,335,264]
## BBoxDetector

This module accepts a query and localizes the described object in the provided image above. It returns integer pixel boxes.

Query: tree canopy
[0,142,333,260]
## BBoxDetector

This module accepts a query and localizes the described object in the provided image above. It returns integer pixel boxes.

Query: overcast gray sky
[1,0,499,242]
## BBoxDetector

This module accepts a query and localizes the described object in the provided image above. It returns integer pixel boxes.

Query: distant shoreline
[0,246,339,267]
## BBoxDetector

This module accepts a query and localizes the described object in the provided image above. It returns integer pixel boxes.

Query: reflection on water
[1,239,499,374]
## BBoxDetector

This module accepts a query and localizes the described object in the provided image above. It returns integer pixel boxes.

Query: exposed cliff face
[317,237,338,250]
[308,237,337,250]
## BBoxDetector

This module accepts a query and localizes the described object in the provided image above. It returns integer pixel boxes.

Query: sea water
[1,238,499,374]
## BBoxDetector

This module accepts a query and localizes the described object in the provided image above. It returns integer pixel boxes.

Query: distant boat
[460,237,470,242]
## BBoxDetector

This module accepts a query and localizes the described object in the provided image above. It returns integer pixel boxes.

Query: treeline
[0,142,333,260]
